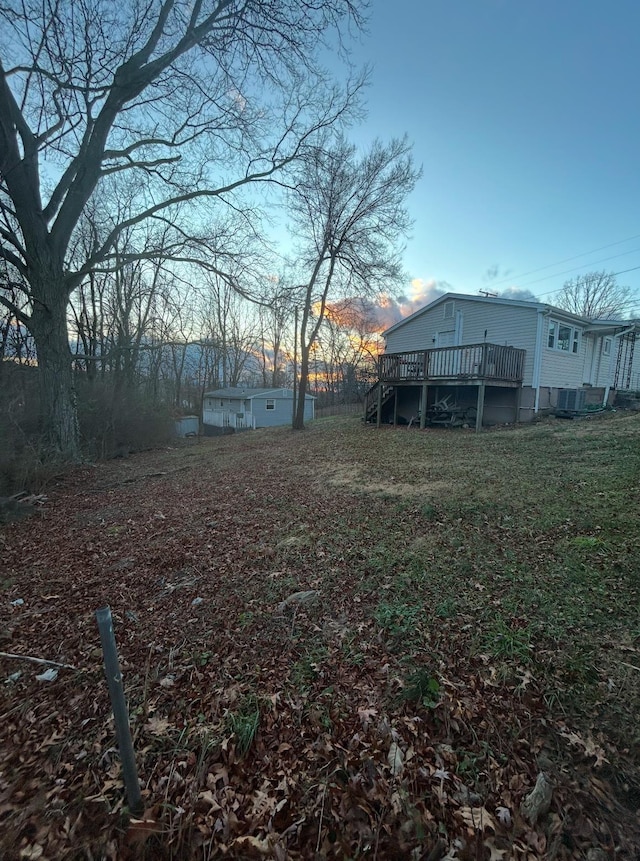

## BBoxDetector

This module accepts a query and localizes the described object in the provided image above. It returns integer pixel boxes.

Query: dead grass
[1,411,640,858]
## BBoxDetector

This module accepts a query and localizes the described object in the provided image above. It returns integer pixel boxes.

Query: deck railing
[379,343,525,383]
[202,409,256,430]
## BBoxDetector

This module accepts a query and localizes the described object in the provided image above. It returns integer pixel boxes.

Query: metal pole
[95,606,143,817]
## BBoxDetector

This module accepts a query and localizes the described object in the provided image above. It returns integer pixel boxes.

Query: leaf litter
[1,415,640,859]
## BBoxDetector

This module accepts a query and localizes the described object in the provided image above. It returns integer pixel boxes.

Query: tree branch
[0,292,31,326]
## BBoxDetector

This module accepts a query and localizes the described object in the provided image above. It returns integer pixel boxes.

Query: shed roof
[203,387,315,400]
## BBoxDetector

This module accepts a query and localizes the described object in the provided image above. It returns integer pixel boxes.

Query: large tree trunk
[30,291,81,461]
[293,345,311,430]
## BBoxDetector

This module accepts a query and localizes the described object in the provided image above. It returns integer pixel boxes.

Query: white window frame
[265,398,276,410]
[603,337,612,357]
[547,319,580,354]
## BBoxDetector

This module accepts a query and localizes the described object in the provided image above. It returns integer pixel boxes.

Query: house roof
[382,292,634,337]
[203,387,315,400]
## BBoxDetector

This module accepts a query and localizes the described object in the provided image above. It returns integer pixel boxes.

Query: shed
[203,387,315,430]
[174,415,199,437]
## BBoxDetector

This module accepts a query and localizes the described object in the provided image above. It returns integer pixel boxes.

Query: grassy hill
[1,413,639,858]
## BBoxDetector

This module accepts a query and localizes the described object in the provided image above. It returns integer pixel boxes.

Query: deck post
[420,383,428,429]
[393,388,399,426]
[475,383,485,432]
[376,380,383,428]
[514,385,522,424]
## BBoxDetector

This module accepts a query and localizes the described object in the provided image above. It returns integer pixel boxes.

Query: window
[548,320,580,354]
[266,399,275,410]
[603,338,612,357]
[443,300,455,320]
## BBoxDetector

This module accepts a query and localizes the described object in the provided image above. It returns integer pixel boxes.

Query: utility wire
[518,255,640,296]
[487,231,640,289]
[528,265,640,315]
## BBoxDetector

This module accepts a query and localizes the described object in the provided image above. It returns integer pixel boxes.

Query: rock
[387,742,404,777]
[520,771,553,825]
[277,590,319,613]
[36,668,58,682]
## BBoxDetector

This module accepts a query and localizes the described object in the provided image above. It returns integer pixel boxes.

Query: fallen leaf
[457,806,497,834]
[146,716,170,735]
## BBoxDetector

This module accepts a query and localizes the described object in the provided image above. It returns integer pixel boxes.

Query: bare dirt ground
[1,414,640,859]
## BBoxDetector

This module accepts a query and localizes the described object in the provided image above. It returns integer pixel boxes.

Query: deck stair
[364,382,394,423]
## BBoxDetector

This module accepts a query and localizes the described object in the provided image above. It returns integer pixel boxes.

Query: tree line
[0,0,420,467]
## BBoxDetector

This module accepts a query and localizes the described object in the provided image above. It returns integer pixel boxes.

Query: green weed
[435,597,457,618]
[290,643,329,691]
[401,668,441,708]
[226,695,260,756]
[479,616,533,663]
[571,535,605,549]
[373,598,423,640]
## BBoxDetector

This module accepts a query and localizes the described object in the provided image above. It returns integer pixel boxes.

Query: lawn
[1,413,639,859]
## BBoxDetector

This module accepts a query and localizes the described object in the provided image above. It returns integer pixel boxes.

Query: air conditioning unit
[557,389,586,411]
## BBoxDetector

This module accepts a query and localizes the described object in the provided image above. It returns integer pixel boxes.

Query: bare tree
[257,283,300,388]
[201,273,260,387]
[288,136,420,429]
[556,271,634,319]
[0,267,34,365]
[0,0,365,458]
[318,297,381,402]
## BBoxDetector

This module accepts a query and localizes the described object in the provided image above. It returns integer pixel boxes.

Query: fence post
[95,606,144,817]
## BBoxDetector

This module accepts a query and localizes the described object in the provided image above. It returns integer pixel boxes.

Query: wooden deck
[365,343,526,430]
[379,343,525,384]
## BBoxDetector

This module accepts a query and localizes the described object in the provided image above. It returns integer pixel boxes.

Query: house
[203,387,315,430]
[365,293,639,429]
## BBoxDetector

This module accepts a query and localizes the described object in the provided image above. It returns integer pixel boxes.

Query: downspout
[587,334,599,387]
[604,324,636,405]
[532,309,547,413]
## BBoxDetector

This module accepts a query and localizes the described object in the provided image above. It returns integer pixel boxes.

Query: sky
[340,0,640,317]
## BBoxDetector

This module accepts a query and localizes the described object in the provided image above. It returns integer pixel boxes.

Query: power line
[533,265,640,307]
[487,230,640,289]
[517,249,640,292]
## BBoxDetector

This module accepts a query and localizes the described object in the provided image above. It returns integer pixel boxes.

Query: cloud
[482,265,539,302]
[496,286,539,302]
[368,278,450,331]
[483,264,513,284]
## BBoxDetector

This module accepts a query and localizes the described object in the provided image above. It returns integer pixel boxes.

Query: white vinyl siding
[203,389,314,428]
[385,298,538,385]
[539,317,588,389]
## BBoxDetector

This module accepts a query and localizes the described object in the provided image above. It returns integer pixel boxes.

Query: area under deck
[365,344,526,431]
